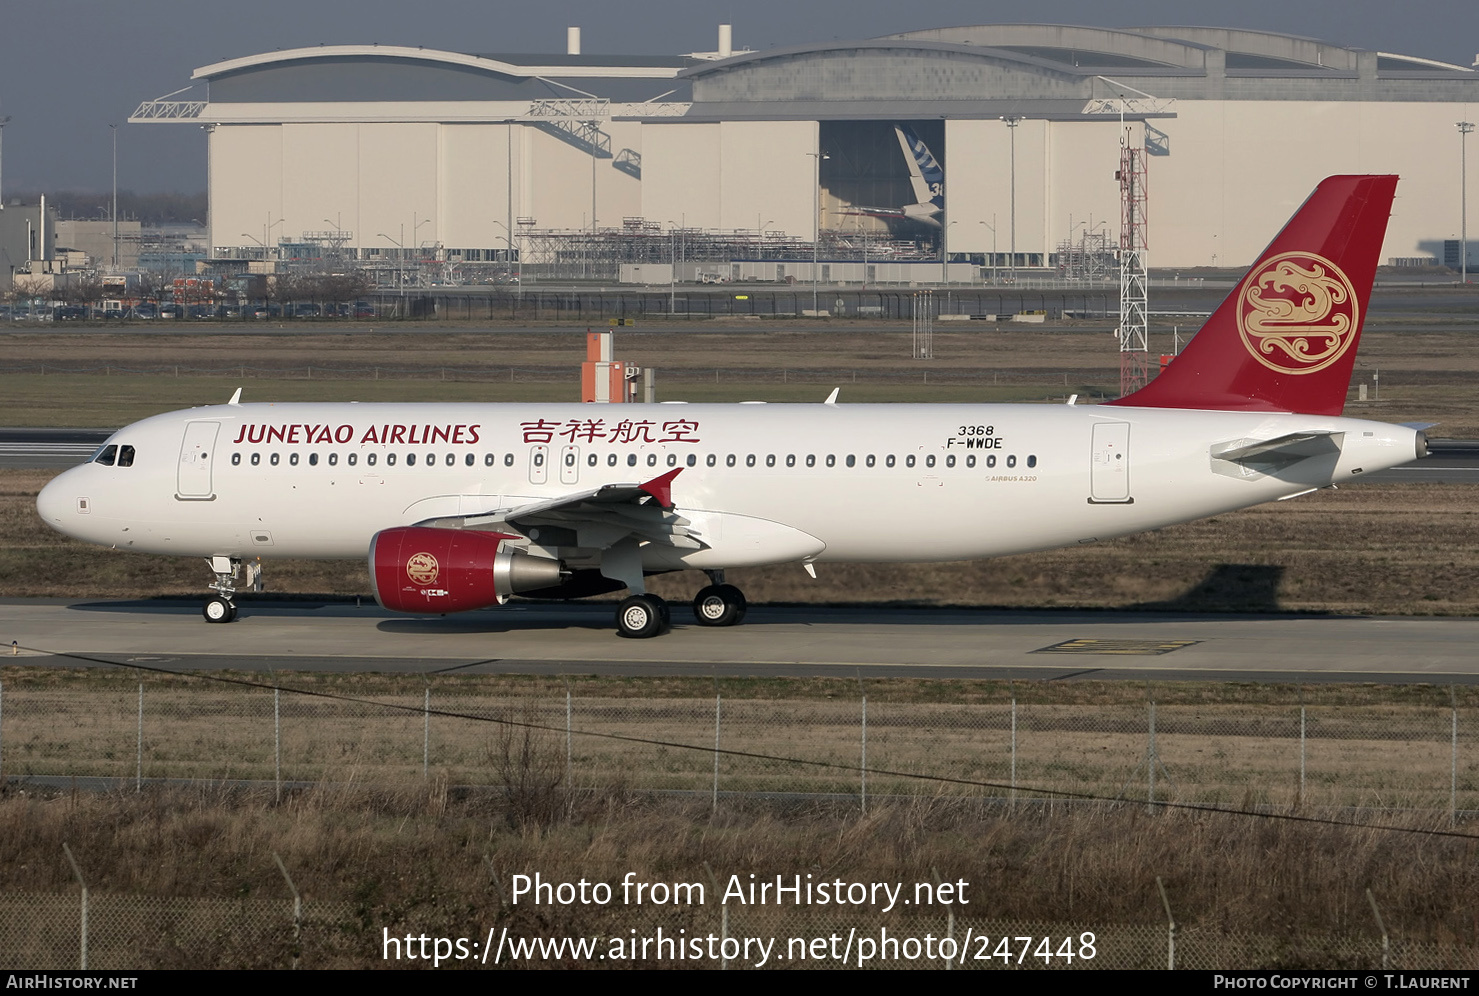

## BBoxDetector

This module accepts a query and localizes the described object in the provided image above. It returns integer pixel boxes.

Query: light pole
[110,124,118,270]
[807,151,830,314]
[1460,122,1474,284]
[941,220,957,285]
[1000,116,1022,282]
[980,217,997,284]
[378,232,404,293]
[758,216,774,262]
[664,222,678,315]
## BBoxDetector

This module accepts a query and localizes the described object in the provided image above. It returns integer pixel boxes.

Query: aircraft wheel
[203,596,237,624]
[616,595,664,639]
[692,584,746,627]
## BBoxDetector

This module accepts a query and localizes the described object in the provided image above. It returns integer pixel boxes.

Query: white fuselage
[36,402,1420,571]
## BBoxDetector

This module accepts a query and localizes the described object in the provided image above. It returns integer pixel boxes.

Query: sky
[3,0,1478,196]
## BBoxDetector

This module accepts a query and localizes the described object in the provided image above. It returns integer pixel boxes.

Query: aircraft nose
[36,467,85,530]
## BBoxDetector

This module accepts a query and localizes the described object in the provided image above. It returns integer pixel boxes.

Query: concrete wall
[209,120,642,256]
[641,120,815,237]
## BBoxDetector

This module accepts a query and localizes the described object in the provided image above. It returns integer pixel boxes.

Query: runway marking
[1032,638,1202,656]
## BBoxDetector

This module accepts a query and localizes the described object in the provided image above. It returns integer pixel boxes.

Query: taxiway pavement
[2,599,1476,684]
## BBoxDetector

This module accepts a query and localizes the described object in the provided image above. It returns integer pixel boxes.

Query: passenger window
[309,453,319,466]
[349,453,359,466]
[387,453,397,466]
[504,454,514,467]
[1027,455,1037,468]
[667,454,678,467]
[1007,455,1017,468]
[886,455,895,468]
[986,455,996,468]
[407,453,417,467]
[865,455,875,468]
[466,453,475,467]
[806,455,815,467]
[231,453,241,466]
[647,454,657,467]
[117,445,135,468]
[706,454,717,467]
[251,453,261,466]
[906,455,916,468]
[966,455,975,468]
[786,455,795,467]
[945,455,955,468]
[608,454,618,467]
[845,455,856,468]
[588,454,598,467]
[290,453,299,466]
[445,454,454,467]
[926,455,936,468]
[94,444,117,466]
[366,453,376,466]
[746,455,756,468]
[329,453,338,466]
[628,454,638,467]
[726,455,736,467]
[270,453,280,466]
[485,453,496,466]
[766,455,776,468]
[687,454,697,467]
[532,452,543,467]
[826,455,836,468]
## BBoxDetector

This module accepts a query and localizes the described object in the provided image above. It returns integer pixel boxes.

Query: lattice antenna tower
[1117,126,1150,397]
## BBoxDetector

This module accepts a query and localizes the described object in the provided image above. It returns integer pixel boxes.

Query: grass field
[3,325,1478,431]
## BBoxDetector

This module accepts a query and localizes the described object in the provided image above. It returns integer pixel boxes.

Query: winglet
[639,467,683,508]
[228,388,242,406]
[824,388,840,405]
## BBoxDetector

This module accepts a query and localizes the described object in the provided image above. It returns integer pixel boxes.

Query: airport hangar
[133,24,1479,276]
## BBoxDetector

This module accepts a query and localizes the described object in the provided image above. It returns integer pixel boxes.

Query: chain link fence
[1,675,1474,817]
[4,891,1476,969]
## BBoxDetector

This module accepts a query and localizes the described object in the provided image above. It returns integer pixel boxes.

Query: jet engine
[369,526,563,613]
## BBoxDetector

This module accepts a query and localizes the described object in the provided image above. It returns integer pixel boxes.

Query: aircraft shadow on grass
[1133,564,1286,614]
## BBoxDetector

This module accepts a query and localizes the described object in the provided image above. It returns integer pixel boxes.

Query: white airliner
[36,176,1423,638]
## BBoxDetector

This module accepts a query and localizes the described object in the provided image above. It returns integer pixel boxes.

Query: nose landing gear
[202,556,261,624]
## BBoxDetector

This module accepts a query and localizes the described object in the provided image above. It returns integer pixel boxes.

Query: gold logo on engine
[1236,252,1359,375]
[406,552,440,586]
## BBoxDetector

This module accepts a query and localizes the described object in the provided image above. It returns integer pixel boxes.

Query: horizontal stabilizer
[1210,430,1343,479]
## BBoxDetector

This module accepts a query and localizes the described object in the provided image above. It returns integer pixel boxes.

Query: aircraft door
[1089,422,1132,503]
[559,445,580,485]
[528,445,549,485]
[177,420,220,499]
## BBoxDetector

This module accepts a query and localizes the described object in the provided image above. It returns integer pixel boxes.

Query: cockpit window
[92,444,118,466]
[116,445,135,468]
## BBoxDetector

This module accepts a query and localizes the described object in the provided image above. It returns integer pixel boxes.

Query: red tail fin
[1107,175,1397,416]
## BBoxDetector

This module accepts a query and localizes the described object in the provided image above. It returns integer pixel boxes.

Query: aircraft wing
[412,468,707,552]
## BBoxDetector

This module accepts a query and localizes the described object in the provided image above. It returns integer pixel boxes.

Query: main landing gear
[202,556,261,624]
[613,572,748,638]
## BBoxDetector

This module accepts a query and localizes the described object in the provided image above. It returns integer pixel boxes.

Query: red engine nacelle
[369,526,563,614]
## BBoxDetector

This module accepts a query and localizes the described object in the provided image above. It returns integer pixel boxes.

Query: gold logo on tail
[1236,252,1359,375]
[406,552,440,585]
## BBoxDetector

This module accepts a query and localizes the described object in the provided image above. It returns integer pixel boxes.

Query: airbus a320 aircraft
[37,175,1423,638]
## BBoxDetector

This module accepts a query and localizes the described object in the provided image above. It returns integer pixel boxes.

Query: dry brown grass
[1,781,1475,963]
